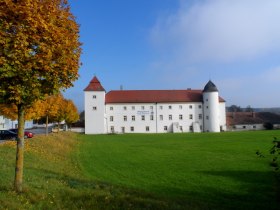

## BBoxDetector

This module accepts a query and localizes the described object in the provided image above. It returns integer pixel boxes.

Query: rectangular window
[189,105,193,109]
[132,106,135,110]
[200,125,202,130]
[110,116,114,122]
[121,127,125,133]
[93,95,96,99]
[132,115,135,121]
[124,116,127,121]
[130,127,134,132]
[164,126,168,131]
[141,106,145,110]
[179,105,182,109]
[198,105,202,109]
[110,126,114,132]
[199,114,202,119]
[189,114,193,119]
[93,107,97,110]
[146,126,149,131]
[110,107,113,110]
[123,106,127,110]
[142,115,145,121]
[180,126,183,131]
[168,105,172,109]
[206,106,209,109]
[206,116,209,120]
[150,106,153,110]
[160,115,163,120]
[150,115,154,120]
[169,115,172,120]
[189,126,193,131]
[179,115,183,120]
[159,106,163,110]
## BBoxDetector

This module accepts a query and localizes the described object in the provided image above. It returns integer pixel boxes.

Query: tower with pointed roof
[202,80,221,132]
[84,76,106,134]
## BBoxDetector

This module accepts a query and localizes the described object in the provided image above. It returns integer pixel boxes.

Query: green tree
[0,0,81,192]
[227,105,242,112]
[245,105,254,112]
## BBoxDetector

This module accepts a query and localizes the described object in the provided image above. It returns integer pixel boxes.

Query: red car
[9,129,34,138]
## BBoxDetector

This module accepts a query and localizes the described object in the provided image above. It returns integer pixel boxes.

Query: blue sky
[65,0,280,111]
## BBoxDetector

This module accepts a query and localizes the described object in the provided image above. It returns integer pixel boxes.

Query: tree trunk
[45,115,48,136]
[14,104,25,192]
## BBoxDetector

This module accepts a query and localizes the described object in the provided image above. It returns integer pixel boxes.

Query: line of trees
[0,93,79,132]
[227,105,254,112]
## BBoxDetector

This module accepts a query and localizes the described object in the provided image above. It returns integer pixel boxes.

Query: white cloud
[151,0,280,62]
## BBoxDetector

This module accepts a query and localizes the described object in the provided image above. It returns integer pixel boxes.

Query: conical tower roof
[203,80,218,92]
[84,76,105,91]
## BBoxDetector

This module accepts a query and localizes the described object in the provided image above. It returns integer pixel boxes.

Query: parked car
[9,129,34,138]
[0,130,17,140]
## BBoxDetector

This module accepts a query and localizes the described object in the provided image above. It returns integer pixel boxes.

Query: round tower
[203,80,220,132]
[84,76,106,134]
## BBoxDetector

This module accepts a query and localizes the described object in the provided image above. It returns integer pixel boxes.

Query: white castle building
[84,76,226,134]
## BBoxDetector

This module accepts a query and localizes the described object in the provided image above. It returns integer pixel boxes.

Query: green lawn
[0,131,279,209]
[78,131,280,209]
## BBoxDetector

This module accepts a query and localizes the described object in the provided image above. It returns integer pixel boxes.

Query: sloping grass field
[0,131,280,209]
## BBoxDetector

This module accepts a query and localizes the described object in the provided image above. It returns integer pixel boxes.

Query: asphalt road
[28,127,53,135]
[0,127,53,143]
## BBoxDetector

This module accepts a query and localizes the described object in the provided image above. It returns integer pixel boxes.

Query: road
[0,127,53,144]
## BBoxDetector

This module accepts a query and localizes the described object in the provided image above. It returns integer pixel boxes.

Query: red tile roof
[105,90,225,104]
[227,112,280,125]
[84,76,226,103]
[84,76,105,91]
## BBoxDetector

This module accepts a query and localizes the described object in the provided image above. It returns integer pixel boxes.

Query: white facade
[84,91,106,134]
[84,77,227,134]
[0,115,33,130]
[105,102,205,134]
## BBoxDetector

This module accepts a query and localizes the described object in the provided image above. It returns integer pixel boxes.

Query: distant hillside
[226,106,280,114]
[253,108,280,114]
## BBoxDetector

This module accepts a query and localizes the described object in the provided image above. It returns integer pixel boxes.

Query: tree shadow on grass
[200,170,280,210]
[4,167,279,210]
[24,167,186,210]
[146,170,280,210]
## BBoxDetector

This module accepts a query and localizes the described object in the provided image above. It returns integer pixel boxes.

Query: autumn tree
[37,94,63,135]
[0,0,81,192]
[0,102,44,121]
[64,99,79,128]
[47,95,79,130]
[54,98,79,129]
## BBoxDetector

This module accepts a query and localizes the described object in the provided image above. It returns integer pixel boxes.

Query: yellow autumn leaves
[0,93,79,125]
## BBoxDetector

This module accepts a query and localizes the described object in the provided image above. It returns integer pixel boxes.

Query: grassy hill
[0,131,280,209]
